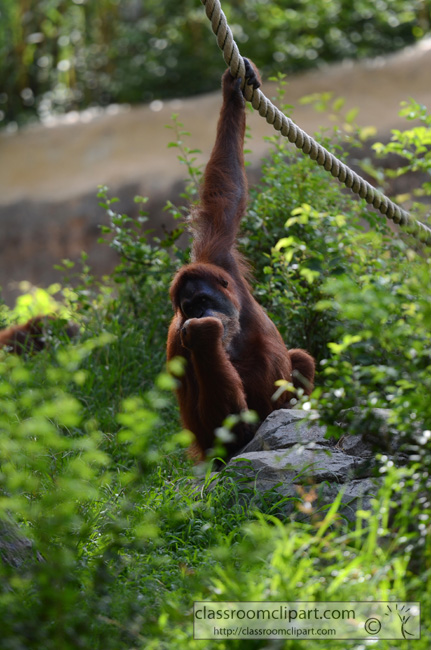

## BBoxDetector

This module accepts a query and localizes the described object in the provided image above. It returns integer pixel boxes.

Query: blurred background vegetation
[0,0,430,127]
[1,109,431,646]
[1,2,431,647]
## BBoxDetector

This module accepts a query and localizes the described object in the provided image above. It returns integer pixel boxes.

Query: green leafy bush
[0,95,430,648]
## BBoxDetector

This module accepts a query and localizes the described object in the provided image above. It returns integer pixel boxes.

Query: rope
[200,0,431,247]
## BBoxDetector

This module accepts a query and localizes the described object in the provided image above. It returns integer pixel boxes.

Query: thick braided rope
[200,0,431,246]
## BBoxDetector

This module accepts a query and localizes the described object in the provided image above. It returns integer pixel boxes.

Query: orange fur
[0,316,78,355]
[167,61,315,460]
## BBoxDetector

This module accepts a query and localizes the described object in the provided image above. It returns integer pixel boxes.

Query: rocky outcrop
[223,408,400,522]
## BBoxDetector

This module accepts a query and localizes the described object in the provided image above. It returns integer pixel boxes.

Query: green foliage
[242,116,390,359]
[0,93,431,647]
[373,98,431,207]
[155,474,430,649]
[242,105,431,584]
[0,0,429,126]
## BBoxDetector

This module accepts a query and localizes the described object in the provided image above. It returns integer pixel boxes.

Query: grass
[0,98,430,648]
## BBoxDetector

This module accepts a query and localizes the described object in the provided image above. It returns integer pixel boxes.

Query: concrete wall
[1,39,430,305]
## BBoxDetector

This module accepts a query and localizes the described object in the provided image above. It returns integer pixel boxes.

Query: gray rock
[230,447,373,483]
[336,434,374,457]
[336,407,402,453]
[221,407,398,521]
[241,409,332,453]
[0,518,43,568]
